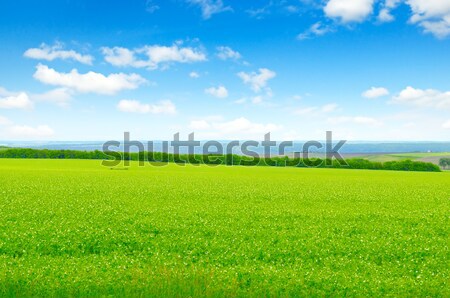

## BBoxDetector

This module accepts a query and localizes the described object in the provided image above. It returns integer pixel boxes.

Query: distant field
[0,159,449,296]
[352,152,450,167]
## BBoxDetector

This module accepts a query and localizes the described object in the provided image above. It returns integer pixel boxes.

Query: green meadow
[0,159,449,297]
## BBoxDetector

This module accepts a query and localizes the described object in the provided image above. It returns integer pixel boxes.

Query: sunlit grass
[0,159,449,296]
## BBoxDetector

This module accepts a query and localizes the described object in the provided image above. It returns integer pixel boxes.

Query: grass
[0,159,449,297]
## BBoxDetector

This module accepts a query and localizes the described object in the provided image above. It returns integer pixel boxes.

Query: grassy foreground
[0,159,449,297]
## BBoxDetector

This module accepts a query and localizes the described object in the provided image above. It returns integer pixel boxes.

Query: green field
[0,159,449,297]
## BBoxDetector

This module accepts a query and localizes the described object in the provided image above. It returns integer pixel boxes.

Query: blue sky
[0,0,449,141]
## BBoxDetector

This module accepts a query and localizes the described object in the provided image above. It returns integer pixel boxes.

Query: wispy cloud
[8,125,54,139]
[297,22,333,40]
[24,43,93,65]
[188,0,232,19]
[117,99,176,114]
[216,46,241,60]
[328,116,383,126]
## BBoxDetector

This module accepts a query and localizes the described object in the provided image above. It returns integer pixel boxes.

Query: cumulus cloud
[406,0,450,38]
[0,92,33,109]
[33,64,146,95]
[117,99,176,114]
[101,44,207,70]
[205,85,228,98]
[188,0,232,19]
[392,86,450,110]
[378,8,395,22]
[216,46,241,60]
[8,125,54,139]
[189,71,200,78]
[237,68,276,93]
[24,43,93,65]
[362,87,390,98]
[328,116,383,126]
[297,22,333,40]
[324,0,374,23]
[377,0,401,22]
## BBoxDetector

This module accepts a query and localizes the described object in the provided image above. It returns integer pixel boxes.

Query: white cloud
[443,120,450,129]
[321,103,339,112]
[0,116,11,126]
[407,0,450,38]
[392,86,450,110]
[0,87,15,97]
[251,96,263,104]
[297,22,333,40]
[286,5,300,13]
[33,64,146,95]
[101,45,207,69]
[31,88,73,107]
[0,92,33,109]
[237,68,276,93]
[205,85,228,98]
[324,0,374,23]
[24,43,93,65]
[101,47,139,67]
[294,106,317,115]
[8,125,54,139]
[188,0,232,19]
[117,99,176,114]
[328,116,383,126]
[377,0,401,22]
[362,87,390,98]
[294,103,338,115]
[188,117,281,139]
[234,97,247,104]
[189,71,200,78]
[214,117,281,134]
[216,46,241,60]
[232,96,270,105]
[378,8,395,22]
[189,120,211,130]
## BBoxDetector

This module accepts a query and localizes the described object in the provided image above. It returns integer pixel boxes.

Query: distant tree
[439,158,450,169]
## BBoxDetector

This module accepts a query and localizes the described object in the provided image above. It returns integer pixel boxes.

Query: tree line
[439,158,450,169]
[0,148,442,172]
